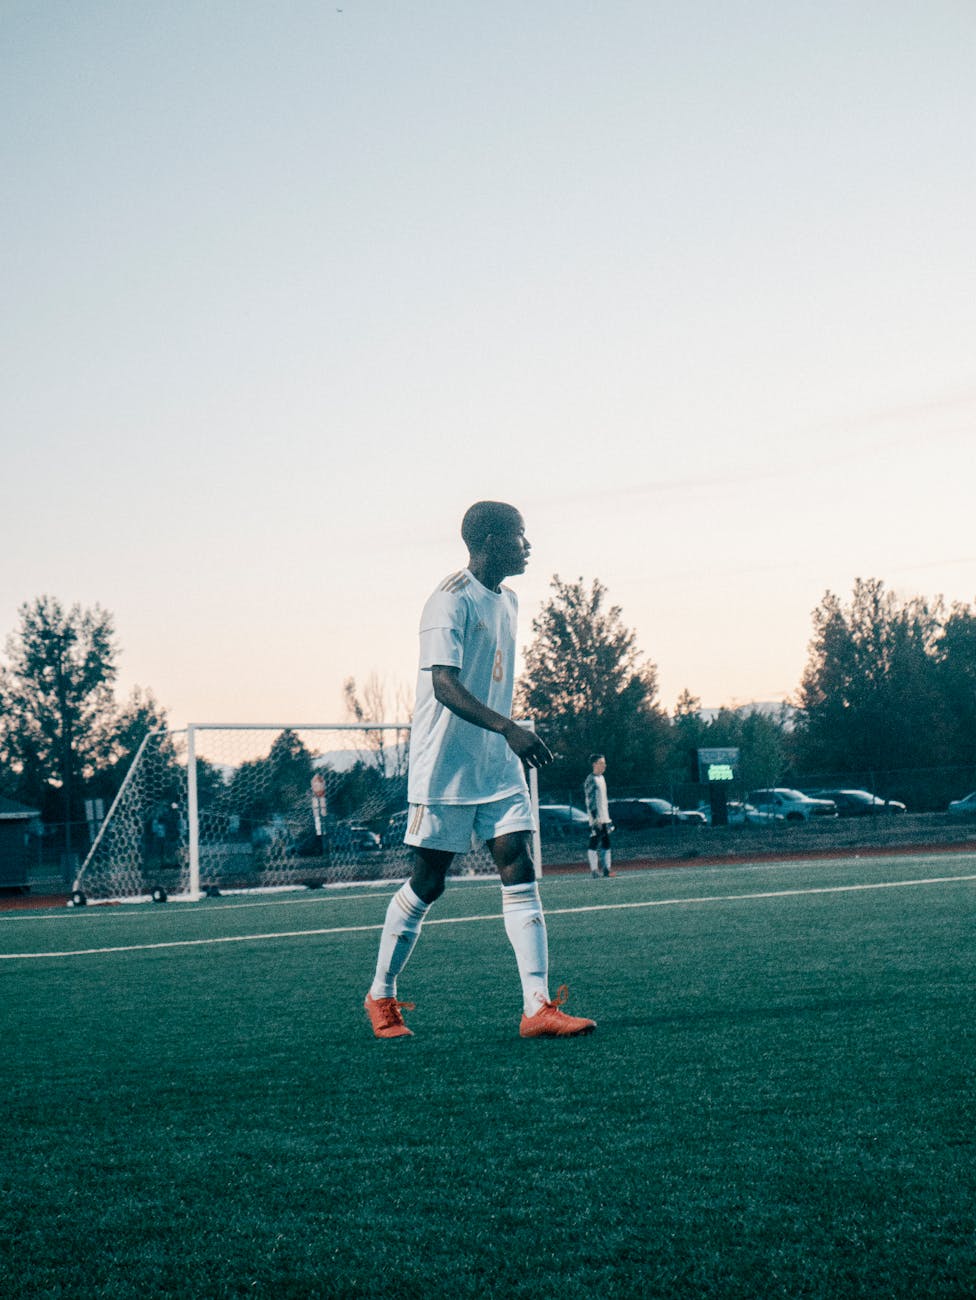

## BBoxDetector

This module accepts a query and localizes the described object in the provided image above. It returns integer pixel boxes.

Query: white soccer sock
[587,849,599,875]
[599,849,612,874]
[369,882,429,999]
[501,881,550,1016]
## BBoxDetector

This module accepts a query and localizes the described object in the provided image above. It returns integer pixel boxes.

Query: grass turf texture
[1,854,974,1299]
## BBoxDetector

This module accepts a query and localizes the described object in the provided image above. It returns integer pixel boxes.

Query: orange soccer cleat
[519,985,596,1038]
[364,992,415,1039]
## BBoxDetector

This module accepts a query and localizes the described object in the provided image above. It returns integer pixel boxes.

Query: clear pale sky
[3,2,974,729]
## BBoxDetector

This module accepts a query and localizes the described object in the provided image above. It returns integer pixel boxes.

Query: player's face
[489,513,530,577]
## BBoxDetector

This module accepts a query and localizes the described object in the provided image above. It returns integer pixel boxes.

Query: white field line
[10,849,976,925]
[2,873,974,962]
[0,888,419,922]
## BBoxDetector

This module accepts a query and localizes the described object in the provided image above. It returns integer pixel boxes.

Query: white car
[727,800,783,827]
[698,800,783,827]
[537,805,591,837]
[948,792,976,815]
[746,788,837,822]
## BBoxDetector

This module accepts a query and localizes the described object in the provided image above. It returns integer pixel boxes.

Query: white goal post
[73,723,542,903]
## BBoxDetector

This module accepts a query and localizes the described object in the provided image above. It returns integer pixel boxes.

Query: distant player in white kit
[365,501,596,1040]
[584,753,614,877]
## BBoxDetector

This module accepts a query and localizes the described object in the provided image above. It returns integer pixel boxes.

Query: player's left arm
[429,665,553,769]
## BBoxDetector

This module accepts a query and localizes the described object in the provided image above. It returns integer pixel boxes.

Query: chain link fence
[8,766,976,895]
[535,766,976,870]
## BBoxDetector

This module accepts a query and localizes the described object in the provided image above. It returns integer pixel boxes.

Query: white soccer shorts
[404,790,535,855]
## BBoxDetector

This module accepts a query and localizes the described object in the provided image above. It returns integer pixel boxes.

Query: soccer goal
[73,724,542,903]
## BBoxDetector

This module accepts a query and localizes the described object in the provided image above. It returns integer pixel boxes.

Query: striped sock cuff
[501,881,541,910]
[395,882,429,922]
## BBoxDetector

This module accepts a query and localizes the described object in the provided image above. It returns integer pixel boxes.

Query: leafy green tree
[267,729,315,806]
[700,706,790,791]
[664,692,790,792]
[668,689,707,777]
[192,756,228,811]
[87,685,183,818]
[0,597,117,826]
[226,729,315,825]
[327,761,400,824]
[935,602,976,766]
[94,686,171,783]
[794,578,946,774]
[515,576,669,793]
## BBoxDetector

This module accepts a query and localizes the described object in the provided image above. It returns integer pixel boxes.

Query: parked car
[250,815,297,848]
[697,800,783,827]
[608,798,707,829]
[332,822,382,853]
[746,789,837,822]
[382,810,410,847]
[947,792,976,815]
[537,805,590,837]
[296,821,382,856]
[804,789,906,816]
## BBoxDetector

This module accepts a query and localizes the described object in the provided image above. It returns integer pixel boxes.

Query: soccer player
[584,753,614,877]
[364,501,596,1041]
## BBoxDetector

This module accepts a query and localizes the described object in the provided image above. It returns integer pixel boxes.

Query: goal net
[74,724,541,903]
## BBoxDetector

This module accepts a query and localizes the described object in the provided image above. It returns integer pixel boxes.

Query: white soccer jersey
[584,773,610,824]
[407,569,528,805]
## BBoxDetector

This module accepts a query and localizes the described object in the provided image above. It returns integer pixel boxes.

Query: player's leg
[369,845,452,993]
[598,825,613,877]
[587,827,600,877]
[365,806,468,1039]
[490,829,552,1016]
[407,846,455,905]
[481,798,596,1037]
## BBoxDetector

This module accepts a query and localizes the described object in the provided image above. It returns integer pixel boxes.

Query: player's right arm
[430,666,553,769]
[583,773,598,823]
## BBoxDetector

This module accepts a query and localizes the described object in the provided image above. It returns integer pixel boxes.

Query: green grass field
[1,852,974,1299]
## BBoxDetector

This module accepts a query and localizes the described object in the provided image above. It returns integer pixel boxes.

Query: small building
[0,796,40,890]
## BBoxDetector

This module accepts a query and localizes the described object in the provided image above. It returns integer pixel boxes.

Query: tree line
[0,598,168,824]
[517,575,976,807]
[2,576,976,828]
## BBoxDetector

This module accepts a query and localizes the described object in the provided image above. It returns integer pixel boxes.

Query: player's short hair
[589,753,605,766]
[461,501,521,552]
